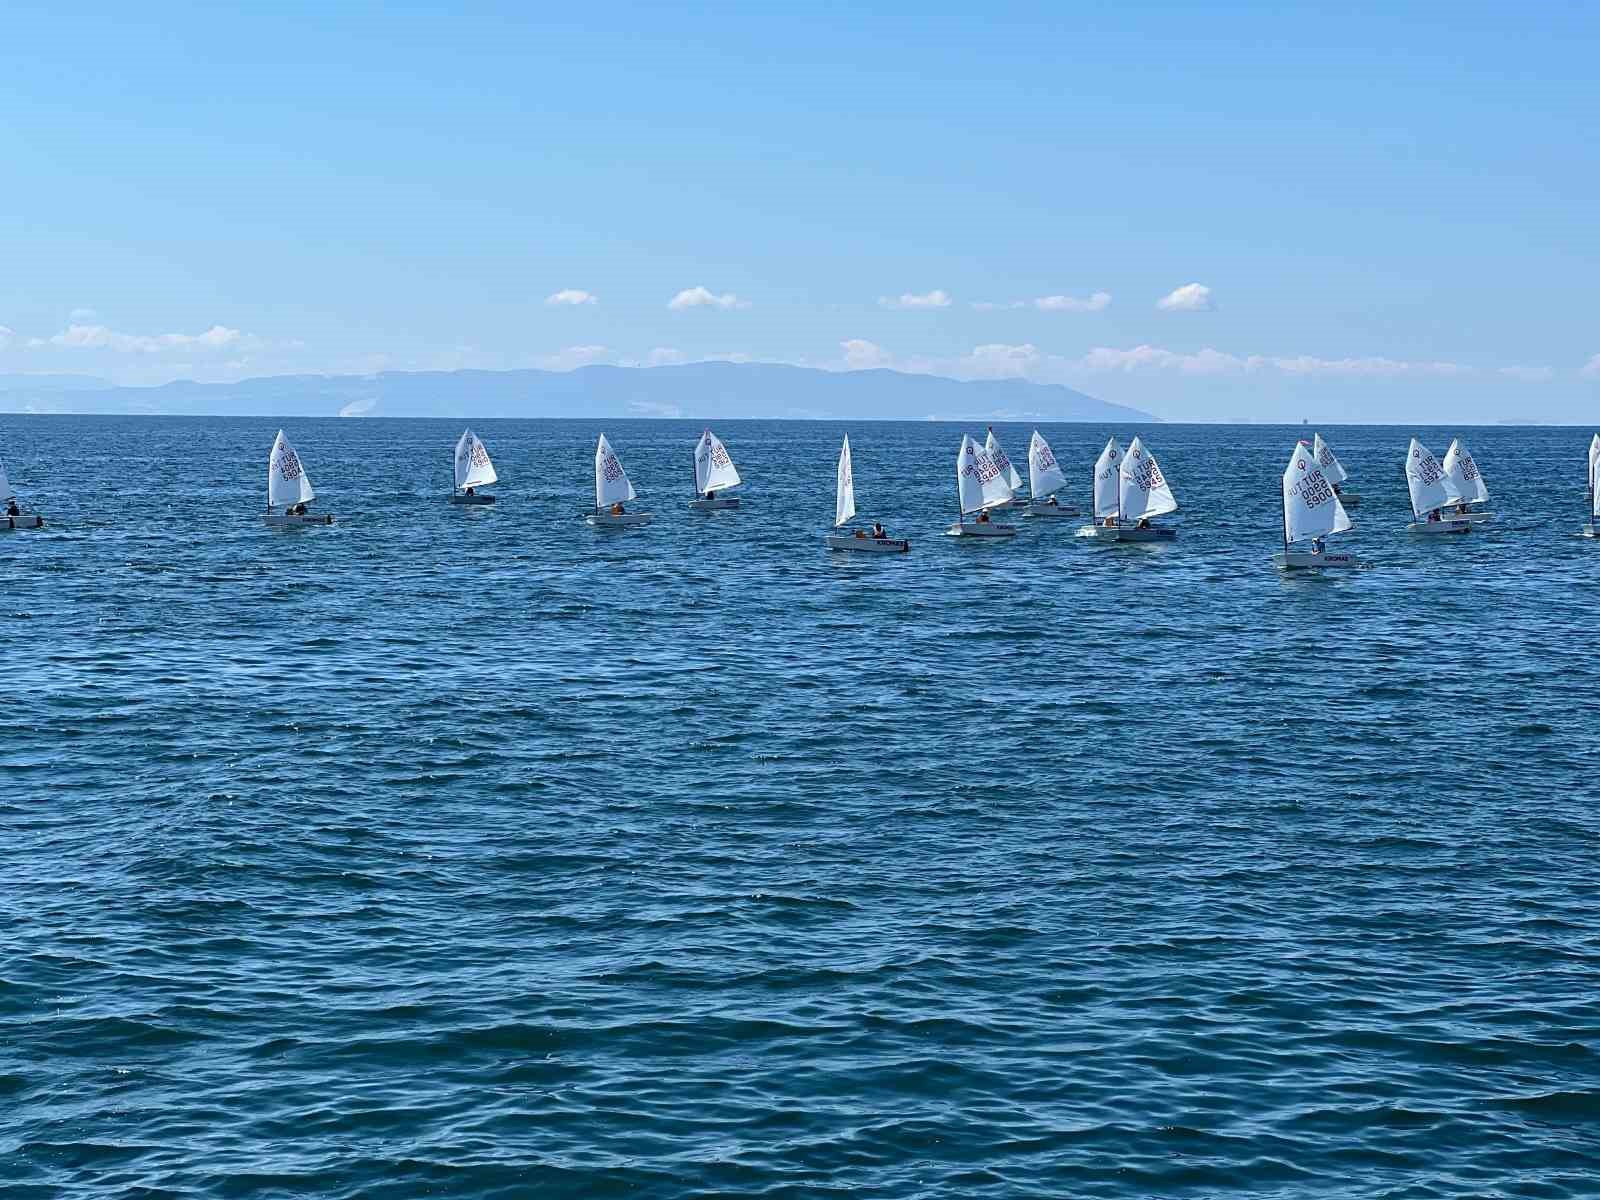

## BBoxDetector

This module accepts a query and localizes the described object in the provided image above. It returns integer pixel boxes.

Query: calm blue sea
[5,415,1600,1199]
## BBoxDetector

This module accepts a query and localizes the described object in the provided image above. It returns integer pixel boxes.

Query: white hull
[448,493,496,505]
[1274,549,1361,570]
[1445,509,1493,523]
[264,513,333,526]
[946,521,1018,538]
[689,497,742,510]
[826,533,910,553]
[2,514,43,530]
[1406,519,1470,535]
[1076,522,1175,542]
[587,511,653,527]
[1026,500,1081,517]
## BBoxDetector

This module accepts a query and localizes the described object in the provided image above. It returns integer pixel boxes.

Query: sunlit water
[5,416,1599,1198]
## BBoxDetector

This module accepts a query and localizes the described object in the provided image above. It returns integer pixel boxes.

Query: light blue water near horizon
[4,415,1600,1198]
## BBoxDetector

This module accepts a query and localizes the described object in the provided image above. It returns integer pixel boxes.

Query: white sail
[1118,436,1177,522]
[1590,434,1600,519]
[1404,438,1453,517]
[267,430,315,508]
[1442,439,1488,504]
[835,435,856,527]
[1092,437,1122,519]
[0,454,11,502]
[693,429,741,494]
[595,433,638,508]
[985,427,1024,492]
[1027,430,1067,498]
[1283,441,1352,543]
[1312,433,1349,485]
[454,428,498,490]
[957,435,1010,514]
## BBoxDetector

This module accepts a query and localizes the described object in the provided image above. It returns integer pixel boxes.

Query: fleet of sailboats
[264,430,333,526]
[1403,438,1469,535]
[1274,440,1357,569]
[690,429,742,510]
[588,433,652,526]
[0,446,43,529]
[947,434,1018,537]
[450,429,498,504]
[826,435,909,552]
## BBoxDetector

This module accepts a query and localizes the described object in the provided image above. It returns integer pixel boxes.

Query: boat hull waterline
[1406,520,1471,535]
[1274,550,1362,570]
[1026,501,1081,518]
[448,494,496,505]
[826,534,911,553]
[587,512,654,527]
[2,515,44,530]
[689,497,742,511]
[264,513,334,527]
[1076,523,1177,542]
[946,522,1018,538]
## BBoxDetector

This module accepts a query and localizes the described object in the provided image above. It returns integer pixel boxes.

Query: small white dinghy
[1112,437,1179,540]
[1403,438,1469,535]
[1273,440,1360,570]
[1313,432,1359,507]
[1024,430,1080,517]
[587,433,652,527]
[1441,438,1493,523]
[449,428,498,504]
[982,426,1026,508]
[690,429,742,510]
[825,435,909,553]
[1583,434,1600,538]
[0,451,43,529]
[947,435,1018,537]
[1076,437,1125,540]
[263,430,333,526]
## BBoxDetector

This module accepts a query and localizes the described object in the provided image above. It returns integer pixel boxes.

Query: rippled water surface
[5,416,1600,1198]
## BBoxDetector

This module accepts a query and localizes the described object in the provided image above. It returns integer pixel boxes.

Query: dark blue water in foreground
[5,415,1600,1198]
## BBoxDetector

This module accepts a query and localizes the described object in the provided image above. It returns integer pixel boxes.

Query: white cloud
[970,300,1025,311]
[1157,283,1214,312]
[958,343,1042,378]
[841,338,893,369]
[668,286,749,311]
[1073,344,1473,378]
[535,344,612,370]
[1498,365,1555,383]
[1035,291,1112,312]
[645,347,686,366]
[879,289,952,310]
[37,323,253,354]
[545,289,597,307]
[1583,355,1600,379]
[1269,354,1469,378]
[1079,344,1251,375]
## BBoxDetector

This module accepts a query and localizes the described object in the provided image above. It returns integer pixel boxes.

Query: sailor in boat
[1427,508,1441,523]
[1310,536,1326,554]
[1136,518,1151,529]
[854,529,866,539]
[465,486,476,497]
[611,501,625,515]
[704,488,716,501]
[1044,496,1059,508]
[976,510,991,524]
[5,499,18,517]
[872,521,887,539]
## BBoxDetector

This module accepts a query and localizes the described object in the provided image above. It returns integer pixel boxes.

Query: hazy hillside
[0,362,1152,422]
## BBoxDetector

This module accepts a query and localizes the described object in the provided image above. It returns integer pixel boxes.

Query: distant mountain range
[0,363,1152,422]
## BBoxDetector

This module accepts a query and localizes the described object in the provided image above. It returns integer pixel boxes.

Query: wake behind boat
[947,435,1017,537]
[825,435,909,552]
[449,429,498,504]
[1024,430,1079,517]
[588,434,652,527]
[690,429,742,510]
[1274,440,1359,570]
[264,431,333,526]
[0,449,43,529]
[1403,438,1469,535]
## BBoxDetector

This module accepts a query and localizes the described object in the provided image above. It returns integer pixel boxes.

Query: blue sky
[1,1,1596,420]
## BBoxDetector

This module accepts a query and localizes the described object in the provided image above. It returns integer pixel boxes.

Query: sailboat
[1024,430,1079,517]
[264,430,333,526]
[984,426,1025,508]
[1585,435,1600,538]
[1403,438,1469,534]
[1075,437,1124,539]
[1079,436,1177,542]
[690,429,742,510]
[946,434,1018,537]
[449,428,498,504]
[1312,433,1359,507]
[0,449,43,529]
[1274,441,1358,569]
[826,435,909,552]
[1440,438,1493,522]
[587,433,652,526]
